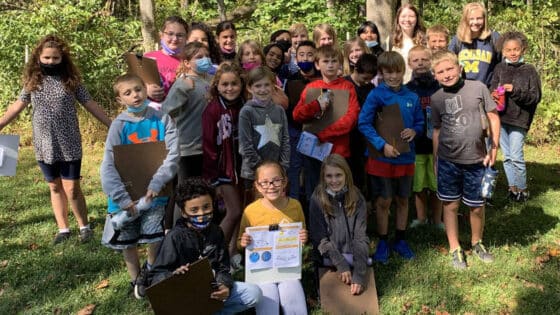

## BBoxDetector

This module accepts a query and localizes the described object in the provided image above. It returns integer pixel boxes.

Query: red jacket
[293,77,360,157]
[202,97,243,185]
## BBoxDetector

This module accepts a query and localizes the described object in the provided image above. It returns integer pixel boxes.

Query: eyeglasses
[163,31,186,39]
[257,178,285,189]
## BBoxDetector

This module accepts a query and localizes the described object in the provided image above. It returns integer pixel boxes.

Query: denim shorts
[436,158,485,207]
[37,160,82,182]
[101,204,165,250]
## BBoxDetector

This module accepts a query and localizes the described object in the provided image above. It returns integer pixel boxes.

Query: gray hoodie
[100,107,179,211]
[238,99,290,180]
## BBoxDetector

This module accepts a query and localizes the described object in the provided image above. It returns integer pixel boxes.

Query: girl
[161,41,212,181]
[239,160,308,315]
[313,23,337,47]
[202,62,245,260]
[390,4,426,83]
[0,35,111,244]
[342,37,370,76]
[309,154,370,295]
[187,22,222,65]
[489,31,541,202]
[216,20,237,61]
[144,16,189,102]
[263,42,287,81]
[357,21,384,56]
[449,2,500,86]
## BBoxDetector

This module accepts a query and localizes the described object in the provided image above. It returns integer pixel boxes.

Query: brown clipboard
[319,267,379,315]
[125,52,161,86]
[146,258,224,315]
[113,141,172,200]
[302,88,349,134]
[366,103,410,158]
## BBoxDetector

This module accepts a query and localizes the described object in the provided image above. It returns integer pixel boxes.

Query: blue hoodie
[358,82,424,165]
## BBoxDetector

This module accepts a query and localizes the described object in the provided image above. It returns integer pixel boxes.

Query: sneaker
[372,240,389,264]
[230,253,243,273]
[507,190,519,201]
[134,262,149,299]
[392,240,415,260]
[450,247,467,269]
[472,241,494,263]
[516,191,529,202]
[53,232,71,244]
[79,228,93,243]
[434,222,446,231]
[409,218,428,228]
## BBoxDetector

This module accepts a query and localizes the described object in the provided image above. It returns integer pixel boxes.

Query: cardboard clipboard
[146,257,224,315]
[366,103,410,158]
[0,135,19,176]
[125,52,161,86]
[113,141,172,200]
[319,267,379,315]
[303,88,349,134]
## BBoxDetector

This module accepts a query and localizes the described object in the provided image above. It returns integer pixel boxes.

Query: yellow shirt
[238,198,306,244]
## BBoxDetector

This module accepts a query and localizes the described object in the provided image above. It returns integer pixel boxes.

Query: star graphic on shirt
[254,116,282,149]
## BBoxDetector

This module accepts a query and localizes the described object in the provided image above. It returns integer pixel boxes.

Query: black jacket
[148,217,233,289]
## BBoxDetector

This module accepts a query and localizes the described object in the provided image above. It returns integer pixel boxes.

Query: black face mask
[39,62,64,76]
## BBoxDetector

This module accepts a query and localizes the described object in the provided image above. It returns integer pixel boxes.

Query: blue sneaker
[373,240,389,264]
[392,240,415,260]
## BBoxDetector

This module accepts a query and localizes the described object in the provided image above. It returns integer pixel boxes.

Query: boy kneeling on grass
[147,178,262,314]
[430,51,500,269]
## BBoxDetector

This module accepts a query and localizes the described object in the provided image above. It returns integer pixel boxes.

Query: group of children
[0,1,542,313]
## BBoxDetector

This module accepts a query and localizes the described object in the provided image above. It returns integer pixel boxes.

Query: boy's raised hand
[400,128,416,142]
[210,284,230,302]
[173,263,190,275]
[383,143,400,158]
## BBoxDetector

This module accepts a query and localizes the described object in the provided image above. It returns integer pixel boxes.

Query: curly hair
[208,61,244,100]
[497,31,528,53]
[23,35,81,92]
[175,177,216,211]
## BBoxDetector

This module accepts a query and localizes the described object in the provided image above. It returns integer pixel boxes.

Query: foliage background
[0,0,558,143]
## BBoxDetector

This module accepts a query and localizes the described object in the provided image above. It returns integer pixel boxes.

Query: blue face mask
[365,40,378,48]
[505,57,524,64]
[188,213,213,230]
[127,100,149,113]
[297,61,314,73]
[195,57,212,74]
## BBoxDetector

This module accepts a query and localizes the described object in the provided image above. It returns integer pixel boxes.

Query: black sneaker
[516,191,529,202]
[53,232,71,245]
[507,190,519,201]
[450,247,467,269]
[134,262,149,299]
[472,241,494,263]
[79,228,93,243]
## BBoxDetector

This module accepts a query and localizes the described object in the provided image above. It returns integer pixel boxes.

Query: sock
[79,224,90,231]
[59,228,70,234]
[395,229,406,241]
[378,234,388,241]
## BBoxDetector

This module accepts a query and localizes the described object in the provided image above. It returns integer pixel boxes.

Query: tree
[366,0,397,50]
[139,0,156,52]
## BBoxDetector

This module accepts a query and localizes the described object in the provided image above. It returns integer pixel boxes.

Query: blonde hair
[237,39,265,65]
[427,24,450,40]
[314,154,361,217]
[289,23,308,37]
[314,45,343,63]
[313,23,337,47]
[342,37,370,76]
[431,50,459,69]
[392,4,426,49]
[113,73,145,96]
[456,2,492,44]
[407,45,432,62]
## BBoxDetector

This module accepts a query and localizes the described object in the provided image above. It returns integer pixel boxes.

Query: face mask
[275,40,291,52]
[505,57,524,64]
[188,213,213,230]
[365,41,378,48]
[297,61,314,73]
[242,62,260,71]
[195,57,212,74]
[39,62,64,76]
[221,50,236,60]
[160,39,180,56]
[127,100,149,113]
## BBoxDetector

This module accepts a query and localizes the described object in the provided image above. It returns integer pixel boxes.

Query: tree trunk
[139,0,157,52]
[366,0,398,50]
[217,0,227,21]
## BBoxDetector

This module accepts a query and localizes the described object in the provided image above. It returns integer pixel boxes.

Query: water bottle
[481,167,499,199]
[111,197,152,230]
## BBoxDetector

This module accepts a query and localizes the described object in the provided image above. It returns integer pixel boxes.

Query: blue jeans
[215,281,262,315]
[287,126,303,199]
[500,124,527,190]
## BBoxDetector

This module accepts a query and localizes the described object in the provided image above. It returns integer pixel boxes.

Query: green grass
[1,143,559,314]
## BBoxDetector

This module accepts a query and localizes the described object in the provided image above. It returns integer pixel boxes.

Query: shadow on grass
[514,260,560,314]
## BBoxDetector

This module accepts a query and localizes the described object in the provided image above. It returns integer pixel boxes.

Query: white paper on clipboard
[296,131,332,162]
[0,135,20,176]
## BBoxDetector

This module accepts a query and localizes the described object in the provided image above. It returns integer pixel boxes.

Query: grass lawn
[1,142,559,314]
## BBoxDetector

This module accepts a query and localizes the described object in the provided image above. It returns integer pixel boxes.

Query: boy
[100,73,179,298]
[148,178,261,313]
[405,46,443,229]
[426,25,449,53]
[288,23,310,75]
[358,51,424,264]
[430,51,500,269]
[293,45,360,201]
[284,40,320,199]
